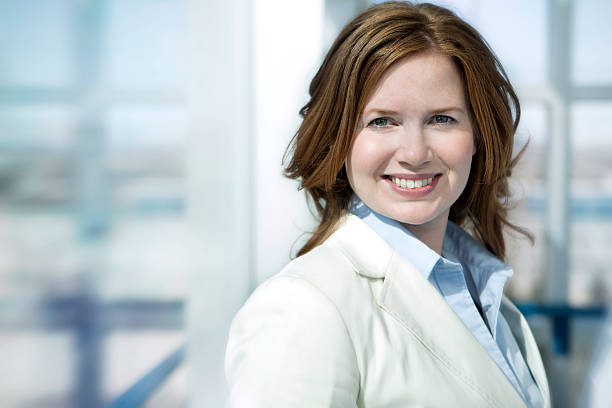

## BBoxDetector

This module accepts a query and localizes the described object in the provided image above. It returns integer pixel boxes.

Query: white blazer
[225,214,551,407]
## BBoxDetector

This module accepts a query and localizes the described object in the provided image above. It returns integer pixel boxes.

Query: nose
[395,125,432,168]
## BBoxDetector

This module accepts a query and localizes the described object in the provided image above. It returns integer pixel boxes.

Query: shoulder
[228,214,386,345]
[225,215,394,406]
[229,242,363,340]
[225,244,362,407]
[278,242,360,294]
[252,214,389,308]
[235,243,357,319]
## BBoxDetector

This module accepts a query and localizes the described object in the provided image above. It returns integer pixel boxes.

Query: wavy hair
[284,1,530,260]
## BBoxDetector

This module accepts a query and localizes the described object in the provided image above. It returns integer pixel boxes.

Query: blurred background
[0,0,610,407]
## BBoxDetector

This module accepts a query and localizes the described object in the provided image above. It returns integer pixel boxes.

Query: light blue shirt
[351,198,543,408]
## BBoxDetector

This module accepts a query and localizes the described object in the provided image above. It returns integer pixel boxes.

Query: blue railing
[106,344,186,408]
[0,296,185,408]
[526,196,612,219]
[516,303,608,355]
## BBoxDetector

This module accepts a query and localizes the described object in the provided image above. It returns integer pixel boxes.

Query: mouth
[384,174,440,190]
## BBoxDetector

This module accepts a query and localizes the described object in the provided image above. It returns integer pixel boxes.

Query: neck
[401,213,449,255]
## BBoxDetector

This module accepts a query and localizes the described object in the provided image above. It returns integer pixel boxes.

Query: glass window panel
[505,205,546,302]
[476,0,547,85]
[105,106,187,216]
[570,219,612,305]
[514,102,548,183]
[100,216,190,300]
[0,105,76,151]
[572,0,612,85]
[102,0,186,90]
[102,331,183,402]
[0,105,76,208]
[106,106,187,151]
[430,0,548,85]
[0,0,75,87]
[0,152,76,208]
[571,102,612,181]
[0,213,79,298]
[570,102,612,305]
[110,171,184,213]
[0,332,74,407]
[506,102,547,301]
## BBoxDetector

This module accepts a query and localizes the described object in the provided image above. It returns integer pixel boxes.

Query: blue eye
[368,117,391,128]
[431,115,454,125]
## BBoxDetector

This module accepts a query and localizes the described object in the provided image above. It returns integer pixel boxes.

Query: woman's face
[346,51,475,240]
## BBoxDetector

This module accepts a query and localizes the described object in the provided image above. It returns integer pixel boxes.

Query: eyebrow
[362,106,467,116]
[431,106,466,114]
[360,108,401,118]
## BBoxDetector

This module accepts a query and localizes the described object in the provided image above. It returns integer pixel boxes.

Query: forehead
[364,51,467,110]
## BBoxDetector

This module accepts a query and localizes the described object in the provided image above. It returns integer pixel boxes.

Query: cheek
[347,135,378,176]
[456,142,474,169]
[439,136,474,181]
[346,133,388,194]
[448,134,475,167]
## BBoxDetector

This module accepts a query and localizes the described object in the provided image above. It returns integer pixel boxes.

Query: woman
[225,2,550,407]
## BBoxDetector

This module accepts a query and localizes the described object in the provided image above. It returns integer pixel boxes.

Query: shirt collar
[442,221,514,290]
[349,196,514,288]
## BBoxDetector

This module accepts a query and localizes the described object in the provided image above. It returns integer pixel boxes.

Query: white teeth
[391,176,434,189]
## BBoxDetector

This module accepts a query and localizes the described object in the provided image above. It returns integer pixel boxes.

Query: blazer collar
[327,214,391,279]
[327,214,531,407]
[350,197,440,278]
[501,298,551,407]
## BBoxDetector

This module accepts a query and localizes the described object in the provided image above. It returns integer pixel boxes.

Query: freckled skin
[346,51,475,252]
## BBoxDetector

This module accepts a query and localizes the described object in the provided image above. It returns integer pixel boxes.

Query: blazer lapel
[501,298,551,407]
[377,252,526,407]
[329,215,532,407]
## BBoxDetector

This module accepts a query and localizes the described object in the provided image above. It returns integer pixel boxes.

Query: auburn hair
[284,1,530,260]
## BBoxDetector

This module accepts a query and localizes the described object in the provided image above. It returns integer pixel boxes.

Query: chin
[385,211,437,227]
[397,217,436,227]
[379,203,448,229]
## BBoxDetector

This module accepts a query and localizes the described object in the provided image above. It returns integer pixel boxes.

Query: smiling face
[346,50,475,248]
